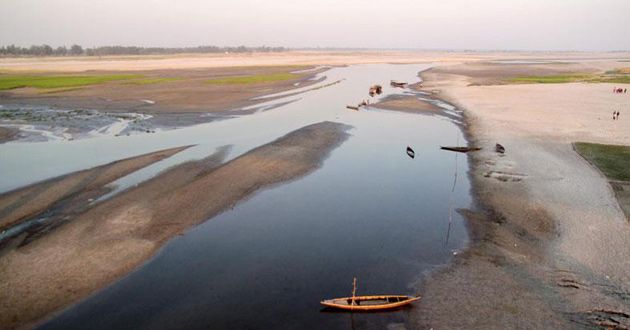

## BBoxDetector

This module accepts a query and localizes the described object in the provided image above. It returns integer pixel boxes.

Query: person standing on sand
[617,111,620,120]
[614,111,617,120]
[625,88,627,93]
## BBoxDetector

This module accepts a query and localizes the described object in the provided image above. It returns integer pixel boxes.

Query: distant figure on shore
[617,111,620,120]
[613,111,617,120]
[625,88,627,93]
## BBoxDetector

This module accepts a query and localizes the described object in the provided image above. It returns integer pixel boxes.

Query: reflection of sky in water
[38,64,472,330]
[1,63,441,193]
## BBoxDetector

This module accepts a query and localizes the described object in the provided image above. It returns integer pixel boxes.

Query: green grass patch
[596,76,630,84]
[506,74,594,84]
[574,142,630,181]
[122,77,185,85]
[39,87,85,94]
[205,73,298,84]
[0,74,143,90]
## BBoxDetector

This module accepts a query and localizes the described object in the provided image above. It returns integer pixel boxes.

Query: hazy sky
[1,0,629,51]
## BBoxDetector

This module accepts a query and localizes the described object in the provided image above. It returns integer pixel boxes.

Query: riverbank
[0,121,351,330]
[0,66,324,115]
[412,61,630,328]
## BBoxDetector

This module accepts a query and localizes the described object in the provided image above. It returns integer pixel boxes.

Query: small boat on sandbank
[321,278,421,311]
[390,80,407,88]
[440,146,482,153]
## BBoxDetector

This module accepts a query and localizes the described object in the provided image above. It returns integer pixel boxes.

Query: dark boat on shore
[440,146,482,153]
[390,80,407,88]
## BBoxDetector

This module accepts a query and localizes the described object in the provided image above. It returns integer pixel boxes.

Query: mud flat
[371,94,441,114]
[0,66,324,115]
[0,121,351,330]
[0,126,19,143]
[411,61,630,328]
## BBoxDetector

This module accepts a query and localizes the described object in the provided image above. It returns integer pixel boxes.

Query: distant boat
[406,146,415,159]
[321,278,421,311]
[440,146,482,153]
[346,105,359,110]
[390,80,407,88]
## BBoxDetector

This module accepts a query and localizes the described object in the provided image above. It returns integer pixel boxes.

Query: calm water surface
[20,64,472,329]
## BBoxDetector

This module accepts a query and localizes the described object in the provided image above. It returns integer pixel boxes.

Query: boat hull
[320,295,420,311]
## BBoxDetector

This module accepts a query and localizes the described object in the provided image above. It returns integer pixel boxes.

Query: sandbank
[0,121,351,330]
[412,61,630,329]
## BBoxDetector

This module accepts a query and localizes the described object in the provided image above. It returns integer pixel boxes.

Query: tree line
[0,44,287,57]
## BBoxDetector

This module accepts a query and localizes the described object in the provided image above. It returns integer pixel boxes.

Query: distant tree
[70,44,83,55]
[0,43,287,57]
[54,46,68,56]
[29,45,42,56]
[6,44,18,55]
[42,44,53,56]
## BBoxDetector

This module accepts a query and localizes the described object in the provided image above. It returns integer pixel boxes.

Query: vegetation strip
[0,74,143,90]
[574,142,630,182]
[506,74,630,84]
[205,73,298,84]
[506,74,593,84]
[122,78,185,85]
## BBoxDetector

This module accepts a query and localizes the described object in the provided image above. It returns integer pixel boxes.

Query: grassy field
[574,142,630,181]
[205,73,297,84]
[0,74,143,90]
[506,74,593,84]
[122,77,185,85]
[507,74,630,84]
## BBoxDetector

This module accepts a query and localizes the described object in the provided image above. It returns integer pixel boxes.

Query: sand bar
[412,61,630,329]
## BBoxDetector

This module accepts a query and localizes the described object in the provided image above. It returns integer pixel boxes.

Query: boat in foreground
[321,278,421,311]
[321,295,421,311]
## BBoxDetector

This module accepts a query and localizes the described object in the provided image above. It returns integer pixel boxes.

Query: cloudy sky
[1,0,629,51]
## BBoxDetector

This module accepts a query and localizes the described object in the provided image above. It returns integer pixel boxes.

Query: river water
[2,64,472,329]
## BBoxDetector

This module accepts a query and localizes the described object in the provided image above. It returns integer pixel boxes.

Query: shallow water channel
[3,64,472,329]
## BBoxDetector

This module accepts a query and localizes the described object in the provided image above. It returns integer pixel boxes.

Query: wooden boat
[346,105,359,110]
[440,146,482,153]
[321,278,421,311]
[390,80,407,88]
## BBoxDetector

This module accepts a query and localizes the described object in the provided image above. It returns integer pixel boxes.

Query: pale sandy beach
[413,60,630,329]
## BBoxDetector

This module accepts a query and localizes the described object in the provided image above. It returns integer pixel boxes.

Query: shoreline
[0,66,328,143]
[412,62,630,328]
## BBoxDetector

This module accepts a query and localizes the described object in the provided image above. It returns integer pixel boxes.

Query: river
[2,63,471,329]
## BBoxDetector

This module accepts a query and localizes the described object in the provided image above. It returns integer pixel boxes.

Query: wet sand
[0,146,191,230]
[0,126,19,143]
[412,61,630,329]
[0,121,351,330]
[371,95,441,114]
